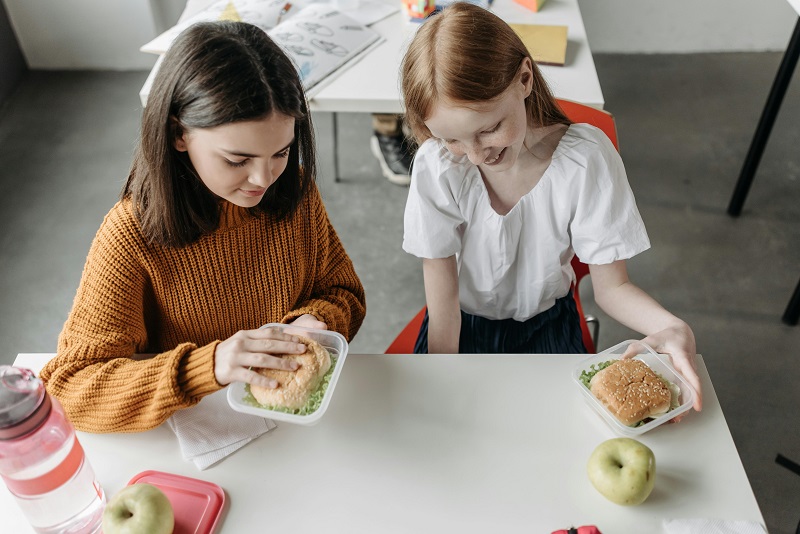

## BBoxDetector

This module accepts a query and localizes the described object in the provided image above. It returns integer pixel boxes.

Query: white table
[4,352,765,533]
[310,0,604,113]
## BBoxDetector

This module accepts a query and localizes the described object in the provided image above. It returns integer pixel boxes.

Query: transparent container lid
[572,340,696,437]
[227,324,349,426]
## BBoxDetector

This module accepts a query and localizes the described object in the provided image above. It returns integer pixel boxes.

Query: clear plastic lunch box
[572,340,696,436]
[227,324,349,426]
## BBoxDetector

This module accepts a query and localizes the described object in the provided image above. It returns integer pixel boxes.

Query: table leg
[332,112,341,183]
[782,276,800,326]
[727,17,800,217]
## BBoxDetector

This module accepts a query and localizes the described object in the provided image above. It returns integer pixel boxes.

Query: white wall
[578,0,798,53]
[2,0,799,69]
[0,0,177,69]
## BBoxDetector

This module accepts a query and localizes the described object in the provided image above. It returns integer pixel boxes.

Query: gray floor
[0,53,798,532]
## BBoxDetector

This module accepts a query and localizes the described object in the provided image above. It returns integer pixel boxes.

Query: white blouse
[403,123,651,321]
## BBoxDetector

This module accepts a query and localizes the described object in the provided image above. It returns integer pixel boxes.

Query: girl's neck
[480,123,569,216]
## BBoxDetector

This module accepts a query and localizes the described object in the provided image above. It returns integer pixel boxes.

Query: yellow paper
[510,24,568,66]
[218,1,242,22]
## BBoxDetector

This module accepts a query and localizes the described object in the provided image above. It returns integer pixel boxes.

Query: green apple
[102,483,174,534]
[587,437,656,506]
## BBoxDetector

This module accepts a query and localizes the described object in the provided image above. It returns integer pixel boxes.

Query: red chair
[385,100,619,354]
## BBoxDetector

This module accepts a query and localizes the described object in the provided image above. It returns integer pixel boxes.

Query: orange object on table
[514,0,547,12]
[404,0,436,20]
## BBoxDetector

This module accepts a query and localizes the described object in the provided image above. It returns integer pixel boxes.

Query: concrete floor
[0,53,798,532]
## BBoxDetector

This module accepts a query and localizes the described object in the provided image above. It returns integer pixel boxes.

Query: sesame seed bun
[589,359,672,426]
[250,336,332,410]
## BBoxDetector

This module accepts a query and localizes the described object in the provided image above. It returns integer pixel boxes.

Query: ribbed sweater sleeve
[40,187,366,433]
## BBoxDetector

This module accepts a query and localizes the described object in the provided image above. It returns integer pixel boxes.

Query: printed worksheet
[268,4,381,91]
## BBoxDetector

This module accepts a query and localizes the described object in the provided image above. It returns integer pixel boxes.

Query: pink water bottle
[0,366,105,533]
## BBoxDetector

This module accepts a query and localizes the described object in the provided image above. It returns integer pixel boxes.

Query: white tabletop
[311,0,604,112]
[140,0,604,111]
[4,352,764,533]
[788,0,800,16]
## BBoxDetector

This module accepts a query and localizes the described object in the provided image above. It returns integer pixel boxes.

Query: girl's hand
[622,322,703,416]
[289,314,327,330]
[214,327,306,388]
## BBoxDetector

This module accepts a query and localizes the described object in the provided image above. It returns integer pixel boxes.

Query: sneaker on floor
[370,133,414,186]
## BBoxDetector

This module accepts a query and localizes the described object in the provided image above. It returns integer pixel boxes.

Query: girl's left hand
[622,322,703,415]
[290,314,328,330]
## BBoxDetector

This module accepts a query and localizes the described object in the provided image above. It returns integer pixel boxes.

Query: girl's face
[174,113,296,208]
[424,60,533,172]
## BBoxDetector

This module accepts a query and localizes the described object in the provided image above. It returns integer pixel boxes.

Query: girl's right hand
[213,327,306,388]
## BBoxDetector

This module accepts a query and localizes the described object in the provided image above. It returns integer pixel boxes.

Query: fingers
[232,367,280,389]
[240,351,300,371]
[237,328,308,356]
[674,360,703,412]
[214,328,310,386]
[620,340,649,359]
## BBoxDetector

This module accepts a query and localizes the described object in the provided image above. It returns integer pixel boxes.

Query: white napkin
[167,389,276,470]
[662,518,767,534]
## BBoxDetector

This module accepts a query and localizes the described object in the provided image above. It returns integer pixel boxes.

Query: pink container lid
[126,471,225,534]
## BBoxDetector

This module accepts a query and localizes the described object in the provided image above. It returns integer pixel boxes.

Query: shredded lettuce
[243,355,337,416]
[578,359,617,388]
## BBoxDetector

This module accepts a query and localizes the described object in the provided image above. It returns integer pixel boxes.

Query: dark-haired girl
[40,21,366,433]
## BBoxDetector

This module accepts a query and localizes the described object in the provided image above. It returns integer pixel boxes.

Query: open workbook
[139,0,384,102]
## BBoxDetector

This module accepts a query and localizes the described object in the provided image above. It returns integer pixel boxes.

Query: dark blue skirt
[413,291,588,354]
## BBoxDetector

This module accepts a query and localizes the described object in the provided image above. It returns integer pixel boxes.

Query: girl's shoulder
[102,199,143,236]
[86,199,152,262]
[557,123,618,160]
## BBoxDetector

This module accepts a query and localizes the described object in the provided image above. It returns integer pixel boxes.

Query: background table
[310,0,605,113]
[4,352,765,533]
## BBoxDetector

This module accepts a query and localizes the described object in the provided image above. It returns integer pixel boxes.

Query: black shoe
[370,132,415,186]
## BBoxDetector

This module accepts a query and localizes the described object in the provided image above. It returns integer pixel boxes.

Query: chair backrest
[385,100,619,354]
[556,99,619,150]
[558,99,619,353]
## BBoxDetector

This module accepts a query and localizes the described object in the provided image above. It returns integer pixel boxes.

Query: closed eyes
[225,159,248,168]
[442,123,501,145]
[224,147,290,167]
[482,122,501,134]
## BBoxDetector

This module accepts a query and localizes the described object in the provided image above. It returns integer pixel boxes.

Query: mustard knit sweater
[40,184,366,433]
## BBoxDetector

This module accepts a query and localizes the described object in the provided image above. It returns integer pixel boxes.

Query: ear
[171,117,188,152]
[174,135,188,152]
[518,57,534,97]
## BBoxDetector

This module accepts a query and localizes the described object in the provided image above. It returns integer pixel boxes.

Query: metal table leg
[782,276,800,326]
[727,17,800,217]
[332,112,340,183]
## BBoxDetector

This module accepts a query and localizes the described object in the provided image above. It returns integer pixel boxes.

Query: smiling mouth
[484,147,506,165]
[240,188,267,196]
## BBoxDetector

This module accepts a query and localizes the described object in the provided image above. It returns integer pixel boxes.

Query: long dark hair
[401,2,569,144]
[124,21,315,247]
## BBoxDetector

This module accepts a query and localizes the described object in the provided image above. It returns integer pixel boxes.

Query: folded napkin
[167,388,276,470]
[662,518,767,534]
